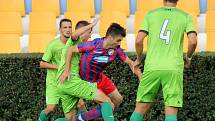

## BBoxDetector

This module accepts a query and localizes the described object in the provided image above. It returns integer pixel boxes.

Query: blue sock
[165,115,177,121]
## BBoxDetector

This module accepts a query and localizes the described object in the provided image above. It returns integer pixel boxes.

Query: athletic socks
[165,115,177,121]
[55,118,68,121]
[76,105,102,121]
[130,111,144,121]
[38,110,47,121]
[101,102,114,121]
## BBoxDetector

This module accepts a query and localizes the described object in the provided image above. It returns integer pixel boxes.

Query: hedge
[0,53,214,121]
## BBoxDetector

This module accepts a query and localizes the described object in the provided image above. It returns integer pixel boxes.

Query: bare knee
[77,99,86,111]
[165,106,178,116]
[111,95,123,107]
[65,109,77,121]
[95,89,112,103]
[135,102,151,115]
[44,105,55,114]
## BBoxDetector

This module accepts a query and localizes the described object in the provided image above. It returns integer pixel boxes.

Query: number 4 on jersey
[160,19,170,45]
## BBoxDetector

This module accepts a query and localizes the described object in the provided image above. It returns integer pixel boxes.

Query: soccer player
[38,18,98,121]
[55,18,115,121]
[60,23,139,121]
[130,0,197,121]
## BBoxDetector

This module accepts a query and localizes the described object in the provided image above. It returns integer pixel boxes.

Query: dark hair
[105,23,126,37]
[164,0,178,3]
[75,20,90,30]
[59,18,72,28]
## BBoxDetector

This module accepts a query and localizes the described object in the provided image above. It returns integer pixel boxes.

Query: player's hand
[184,58,191,69]
[133,59,141,69]
[134,68,142,80]
[60,70,70,84]
[132,59,142,80]
[91,17,100,26]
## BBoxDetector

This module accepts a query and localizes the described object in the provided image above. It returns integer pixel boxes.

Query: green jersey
[42,37,65,84]
[140,7,196,71]
[56,38,83,82]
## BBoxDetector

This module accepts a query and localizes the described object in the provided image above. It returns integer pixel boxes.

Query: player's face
[109,35,123,48]
[60,22,72,38]
[80,29,92,42]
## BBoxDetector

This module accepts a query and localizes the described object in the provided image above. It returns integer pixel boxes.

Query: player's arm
[185,32,197,68]
[135,31,147,64]
[71,17,100,40]
[40,43,58,69]
[184,14,198,68]
[124,57,142,80]
[40,61,58,69]
[135,12,149,66]
[60,45,79,83]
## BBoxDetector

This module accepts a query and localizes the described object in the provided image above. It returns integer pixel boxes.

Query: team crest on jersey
[108,49,114,55]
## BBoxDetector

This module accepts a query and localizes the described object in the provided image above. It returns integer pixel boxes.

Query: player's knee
[46,105,55,113]
[113,95,123,107]
[118,95,123,103]
[77,102,85,109]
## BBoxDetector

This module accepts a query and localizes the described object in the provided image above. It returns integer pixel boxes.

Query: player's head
[164,0,178,3]
[59,18,72,38]
[105,23,126,48]
[75,20,92,42]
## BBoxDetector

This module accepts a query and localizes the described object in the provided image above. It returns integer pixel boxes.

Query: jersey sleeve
[139,12,149,34]
[42,44,53,62]
[77,40,95,53]
[116,47,127,62]
[185,14,196,34]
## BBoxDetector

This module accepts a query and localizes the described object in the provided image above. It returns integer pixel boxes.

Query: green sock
[101,102,114,121]
[38,110,47,121]
[77,109,85,115]
[165,115,177,121]
[130,112,144,121]
[55,118,68,121]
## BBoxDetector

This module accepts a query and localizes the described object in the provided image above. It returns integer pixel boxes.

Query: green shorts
[57,76,97,113]
[136,70,183,107]
[46,83,60,105]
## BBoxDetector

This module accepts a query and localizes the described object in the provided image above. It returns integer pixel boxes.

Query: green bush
[0,53,214,121]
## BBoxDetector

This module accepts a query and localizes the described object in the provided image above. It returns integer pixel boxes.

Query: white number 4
[160,19,170,45]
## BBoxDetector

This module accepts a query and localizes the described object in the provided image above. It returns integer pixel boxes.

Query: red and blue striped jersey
[78,38,127,82]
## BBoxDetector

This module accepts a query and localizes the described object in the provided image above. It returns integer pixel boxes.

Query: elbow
[39,61,44,68]
[136,39,143,46]
[192,40,197,47]
[71,34,78,40]
[190,39,197,48]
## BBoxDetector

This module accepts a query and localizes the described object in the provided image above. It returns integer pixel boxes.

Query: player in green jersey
[130,0,197,121]
[55,18,116,121]
[38,18,98,121]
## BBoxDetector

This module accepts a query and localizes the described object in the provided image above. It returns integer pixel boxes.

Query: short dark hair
[75,20,90,30]
[105,23,126,38]
[164,0,178,3]
[60,18,72,28]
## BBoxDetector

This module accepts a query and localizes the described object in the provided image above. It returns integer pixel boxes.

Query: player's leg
[58,76,115,121]
[130,71,161,121]
[98,73,123,107]
[161,70,183,121]
[77,99,87,114]
[38,84,60,121]
[55,94,79,121]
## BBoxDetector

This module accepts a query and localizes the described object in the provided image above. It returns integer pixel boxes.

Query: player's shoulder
[49,37,61,46]
[175,8,190,17]
[91,38,103,45]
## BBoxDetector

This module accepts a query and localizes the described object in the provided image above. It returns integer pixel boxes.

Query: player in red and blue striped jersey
[61,23,141,121]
